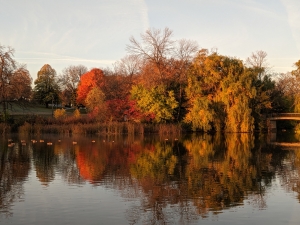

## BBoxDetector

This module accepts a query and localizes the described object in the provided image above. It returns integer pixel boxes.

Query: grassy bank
[5,102,87,116]
[0,103,183,136]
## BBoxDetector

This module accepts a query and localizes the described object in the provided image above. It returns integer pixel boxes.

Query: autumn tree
[244,50,276,130]
[126,27,175,87]
[275,72,298,113]
[76,68,133,121]
[104,74,132,121]
[278,60,300,112]
[33,64,60,108]
[58,65,87,107]
[185,49,257,132]
[276,72,298,97]
[126,28,199,122]
[113,54,141,78]
[76,68,105,105]
[9,67,32,101]
[111,55,142,120]
[220,57,259,132]
[85,87,107,121]
[172,39,199,120]
[246,50,269,80]
[130,85,178,123]
[292,60,300,77]
[0,45,15,116]
[0,44,32,118]
[185,49,225,131]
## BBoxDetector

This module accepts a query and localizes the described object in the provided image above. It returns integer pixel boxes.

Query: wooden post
[267,119,277,133]
[270,120,277,132]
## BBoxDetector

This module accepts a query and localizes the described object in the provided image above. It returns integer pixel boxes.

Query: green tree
[245,51,277,130]
[130,85,178,123]
[172,39,199,121]
[33,64,60,108]
[184,96,216,131]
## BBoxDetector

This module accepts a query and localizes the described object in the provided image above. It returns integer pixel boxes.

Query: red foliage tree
[106,98,129,121]
[76,68,105,105]
[104,75,133,121]
[125,99,155,122]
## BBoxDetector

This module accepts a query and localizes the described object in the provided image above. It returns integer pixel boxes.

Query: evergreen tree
[33,64,60,108]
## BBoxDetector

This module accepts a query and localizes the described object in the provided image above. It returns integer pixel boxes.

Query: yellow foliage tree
[130,85,178,123]
[185,49,257,132]
[85,87,107,121]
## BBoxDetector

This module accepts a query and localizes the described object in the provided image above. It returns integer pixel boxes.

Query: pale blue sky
[1,0,299,80]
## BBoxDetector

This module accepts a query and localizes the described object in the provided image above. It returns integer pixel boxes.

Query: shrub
[0,123,10,134]
[73,109,81,119]
[54,109,66,119]
[19,122,32,134]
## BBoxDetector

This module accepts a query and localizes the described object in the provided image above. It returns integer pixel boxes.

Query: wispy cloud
[15,50,116,79]
[281,0,300,53]
[16,51,115,65]
[1,0,150,54]
[227,0,285,20]
[16,57,114,64]
[1,0,149,78]
[138,0,150,30]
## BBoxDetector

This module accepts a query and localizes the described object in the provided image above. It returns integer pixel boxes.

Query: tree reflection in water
[1,133,300,223]
[126,133,277,222]
[0,139,30,217]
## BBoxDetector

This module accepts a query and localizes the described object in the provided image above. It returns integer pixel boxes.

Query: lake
[1,132,300,225]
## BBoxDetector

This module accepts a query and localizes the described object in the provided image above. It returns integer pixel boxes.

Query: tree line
[1,27,300,132]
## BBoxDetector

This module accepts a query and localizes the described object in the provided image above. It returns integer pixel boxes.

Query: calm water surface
[1,132,300,224]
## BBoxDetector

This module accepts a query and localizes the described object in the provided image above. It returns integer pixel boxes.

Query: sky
[1,0,300,80]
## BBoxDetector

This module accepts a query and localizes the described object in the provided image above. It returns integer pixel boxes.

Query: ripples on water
[1,132,300,224]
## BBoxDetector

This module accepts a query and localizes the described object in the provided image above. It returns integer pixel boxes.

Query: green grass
[6,102,53,115]
[5,102,86,116]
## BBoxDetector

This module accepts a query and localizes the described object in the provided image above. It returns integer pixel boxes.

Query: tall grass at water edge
[15,121,182,136]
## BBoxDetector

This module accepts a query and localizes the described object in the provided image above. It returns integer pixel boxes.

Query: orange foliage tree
[76,68,106,105]
[102,73,139,121]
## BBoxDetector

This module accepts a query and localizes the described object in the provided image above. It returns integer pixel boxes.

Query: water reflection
[1,133,300,224]
[0,138,31,216]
